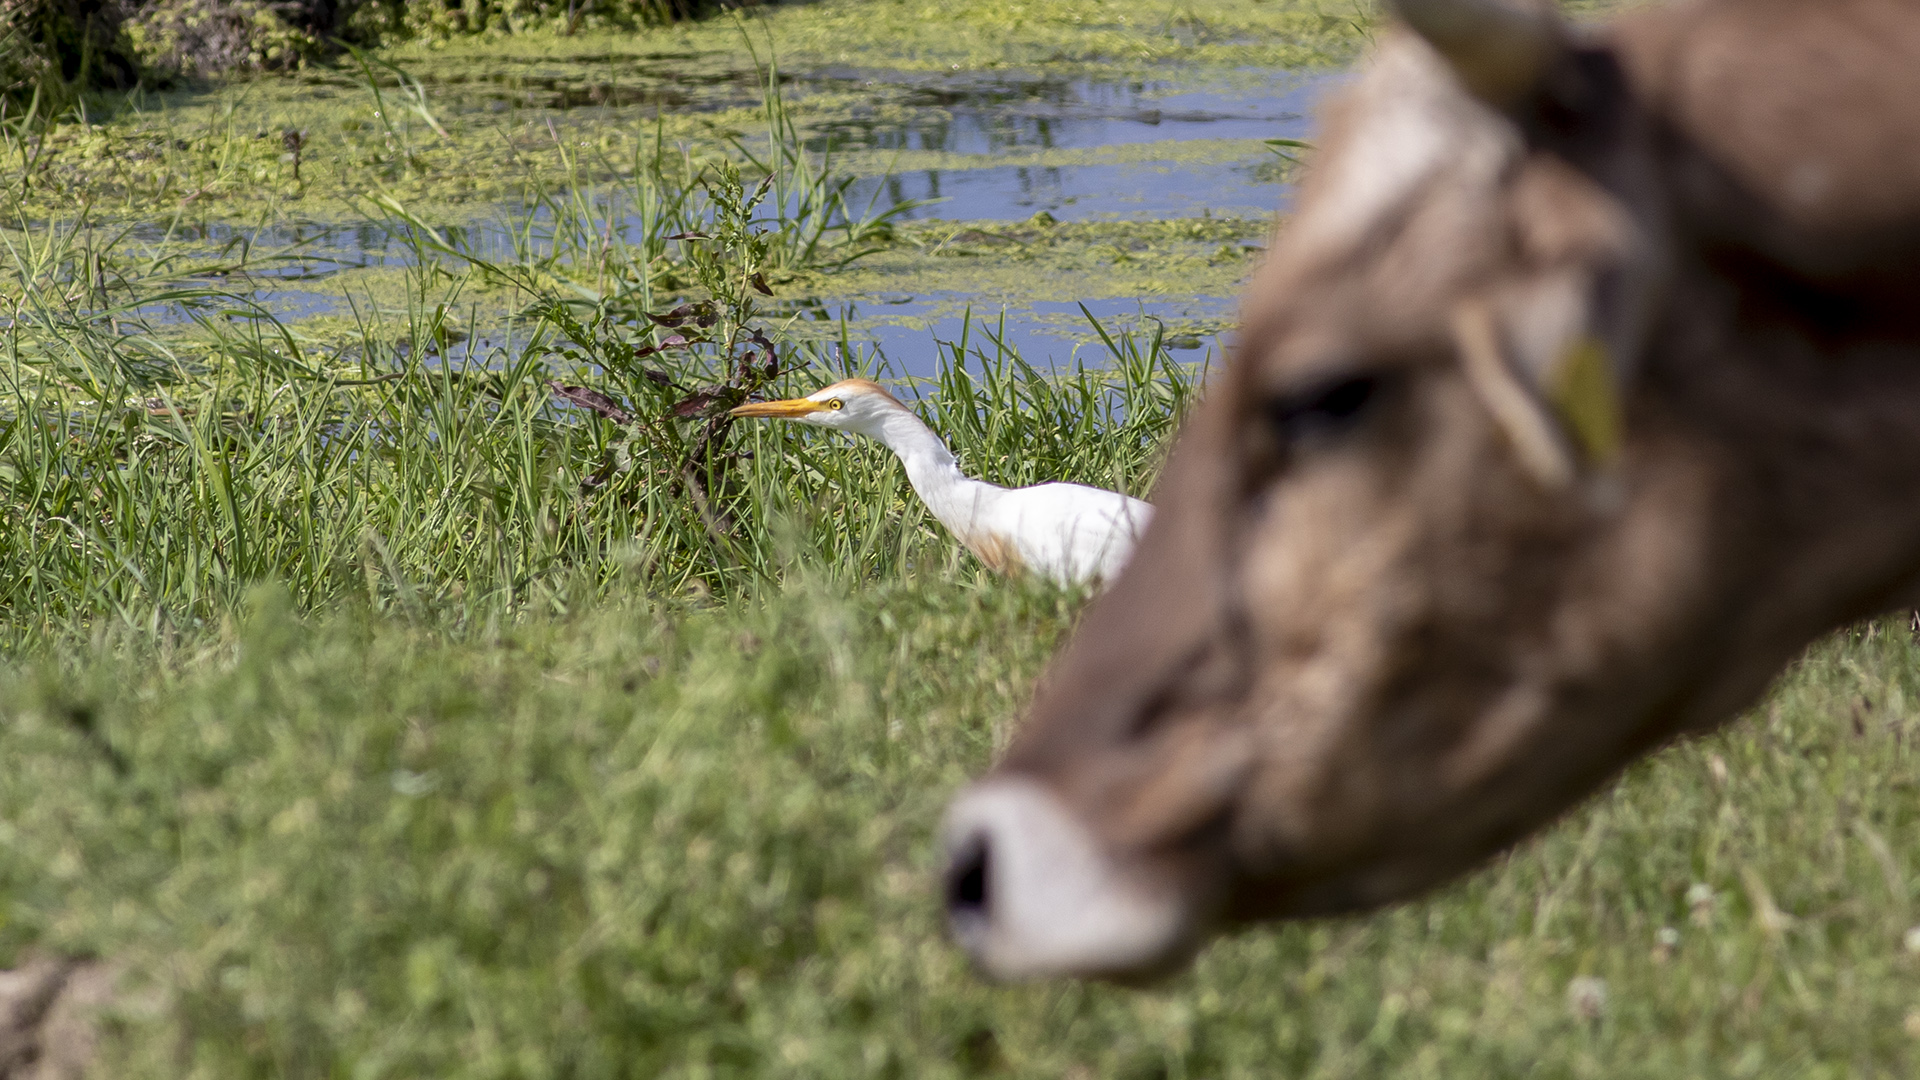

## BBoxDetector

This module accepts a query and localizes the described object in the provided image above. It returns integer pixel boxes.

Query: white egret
[730,379,1152,587]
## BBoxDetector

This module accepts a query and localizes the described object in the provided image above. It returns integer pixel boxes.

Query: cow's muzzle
[940,777,1203,981]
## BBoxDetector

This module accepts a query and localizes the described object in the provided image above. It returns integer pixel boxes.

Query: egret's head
[729,379,909,438]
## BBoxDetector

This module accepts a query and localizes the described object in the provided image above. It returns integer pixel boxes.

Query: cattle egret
[730,379,1151,587]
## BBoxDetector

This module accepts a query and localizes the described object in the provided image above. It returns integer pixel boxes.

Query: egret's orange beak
[730,398,829,419]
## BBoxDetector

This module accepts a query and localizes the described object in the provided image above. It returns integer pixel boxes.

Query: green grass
[8,594,1920,1077]
[0,277,1195,644]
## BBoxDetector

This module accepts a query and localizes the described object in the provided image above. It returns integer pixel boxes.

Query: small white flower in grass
[1687,882,1716,926]
[1903,926,1920,955]
[391,769,437,797]
[1652,925,1680,963]
[1566,976,1608,1022]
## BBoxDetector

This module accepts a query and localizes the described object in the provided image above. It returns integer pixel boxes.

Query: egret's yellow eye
[827,399,844,410]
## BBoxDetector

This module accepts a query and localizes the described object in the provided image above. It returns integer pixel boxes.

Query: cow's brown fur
[959,0,1920,970]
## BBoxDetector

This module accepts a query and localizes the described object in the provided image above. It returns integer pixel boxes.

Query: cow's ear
[1389,0,1568,109]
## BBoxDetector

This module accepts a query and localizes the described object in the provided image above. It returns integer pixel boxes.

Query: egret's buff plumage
[731,379,1152,587]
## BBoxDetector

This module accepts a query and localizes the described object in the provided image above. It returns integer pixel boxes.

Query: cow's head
[941,0,1734,981]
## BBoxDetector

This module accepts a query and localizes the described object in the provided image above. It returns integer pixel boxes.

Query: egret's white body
[731,379,1152,588]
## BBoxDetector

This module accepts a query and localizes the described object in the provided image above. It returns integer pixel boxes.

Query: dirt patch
[0,956,115,1080]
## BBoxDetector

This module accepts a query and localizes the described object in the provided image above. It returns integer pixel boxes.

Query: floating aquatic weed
[340,43,452,178]
[725,33,931,272]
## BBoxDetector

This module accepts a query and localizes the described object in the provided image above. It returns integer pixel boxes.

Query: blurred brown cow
[942,0,1920,981]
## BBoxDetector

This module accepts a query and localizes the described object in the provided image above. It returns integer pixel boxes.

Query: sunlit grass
[7,590,1920,1077]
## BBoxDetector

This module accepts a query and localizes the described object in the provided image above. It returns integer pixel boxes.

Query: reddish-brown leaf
[670,391,723,418]
[647,304,696,327]
[548,381,632,423]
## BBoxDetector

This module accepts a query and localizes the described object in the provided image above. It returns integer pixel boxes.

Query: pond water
[780,293,1235,379]
[142,66,1339,375]
[804,69,1329,155]
[845,158,1279,223]
[825,69,1333,222]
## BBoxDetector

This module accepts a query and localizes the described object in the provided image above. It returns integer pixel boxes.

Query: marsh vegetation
[6,0,1917,1075]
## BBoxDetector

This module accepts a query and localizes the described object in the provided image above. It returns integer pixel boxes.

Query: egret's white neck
[858,407,1002,533]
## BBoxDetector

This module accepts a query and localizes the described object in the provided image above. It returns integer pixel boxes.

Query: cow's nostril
[945,831,991,920]
[944,777,1197,978]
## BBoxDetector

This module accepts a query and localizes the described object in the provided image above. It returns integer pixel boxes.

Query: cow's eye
[1263,374,1381,449]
